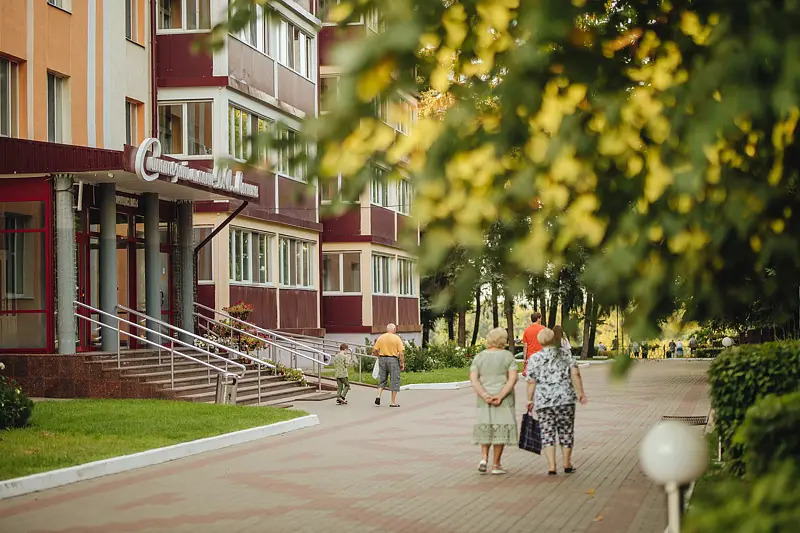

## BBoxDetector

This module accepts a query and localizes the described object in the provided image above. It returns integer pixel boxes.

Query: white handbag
[372,359,381,380]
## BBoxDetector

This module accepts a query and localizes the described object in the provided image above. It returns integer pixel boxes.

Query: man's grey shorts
[378,356,401,392]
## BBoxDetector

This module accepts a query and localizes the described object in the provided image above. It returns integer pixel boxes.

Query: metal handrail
[74,301,245,390]
[272,328,373,354]
[194,311,329,392]
[117,304,275,372]
[193,302,332,365]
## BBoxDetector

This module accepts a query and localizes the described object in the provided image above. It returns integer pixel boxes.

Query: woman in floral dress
[526,328,588,475]
[470,327,519,475]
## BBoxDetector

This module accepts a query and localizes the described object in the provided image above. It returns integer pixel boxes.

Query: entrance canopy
[0,137,259,202]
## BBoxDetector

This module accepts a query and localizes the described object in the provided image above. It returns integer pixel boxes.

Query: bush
[403,341,436,372]
[735,391,800,477]
[695,347,726,358]
[684,460,800,533]
[708,341,800,474]
[0,375,34,430]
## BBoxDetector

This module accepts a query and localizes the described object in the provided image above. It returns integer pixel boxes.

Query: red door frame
[0,178,54,354]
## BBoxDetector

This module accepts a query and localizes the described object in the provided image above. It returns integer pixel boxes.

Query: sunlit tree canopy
[219,0,800,338]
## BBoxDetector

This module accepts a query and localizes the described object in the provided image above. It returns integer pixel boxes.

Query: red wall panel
[370,206,395,244]
[372,295,397,327]
[229,285,278,329]
[398,297,420,327]
[322,295,362,328]
[279,289,317,329]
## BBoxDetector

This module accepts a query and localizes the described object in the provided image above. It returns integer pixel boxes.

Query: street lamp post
[640,421,708,533]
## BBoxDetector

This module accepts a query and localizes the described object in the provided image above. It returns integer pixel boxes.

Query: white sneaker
[478,460,488,474]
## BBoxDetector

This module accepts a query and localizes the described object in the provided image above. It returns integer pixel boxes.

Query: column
[177,200,195,342]
[142,193,160,342]
[98,183,118,352]
[54,174,76,354]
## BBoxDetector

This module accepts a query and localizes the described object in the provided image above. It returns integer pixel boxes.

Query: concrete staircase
[88,349,336,406]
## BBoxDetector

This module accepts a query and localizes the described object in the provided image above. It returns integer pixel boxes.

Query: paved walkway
[0,361,710,533]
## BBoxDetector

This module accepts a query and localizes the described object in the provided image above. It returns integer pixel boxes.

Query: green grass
[323,362,524,386]
[0,399,307,481]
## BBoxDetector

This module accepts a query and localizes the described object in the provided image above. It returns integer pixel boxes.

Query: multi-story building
[156,0,324,336]
[318,7,422,345]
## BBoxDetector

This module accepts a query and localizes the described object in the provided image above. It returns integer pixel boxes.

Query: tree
[220,0,800,337]
[581,293,594,359]
[470,286,482,346]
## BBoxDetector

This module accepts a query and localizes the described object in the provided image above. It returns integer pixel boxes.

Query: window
[366,8,380,33]
[0,200,47,350]
[278,20,313,79]
[158,101,212,156]
[374,94,389,123]
[277,128,306,181]
[229,228,271,284]
[393,98,414,134]
[47,73,64,143]
[125,101,138,145]
[194,227,213,282]
[279,237,314,288]
[320,178,338,203]
[158,0,211,31]
[232,5,259,49]
[398,258,415,296]
[228,105,272,162]
[372,254,391,295]
[370,167,389,207]
[323,252,361,293]
[320,77,339,113]
[125,0,137,40]
[47,0,67,9]
[397,179,412,215]
[0,58,17,138]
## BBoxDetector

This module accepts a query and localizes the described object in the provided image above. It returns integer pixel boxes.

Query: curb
[0,414,319,500]
[399,381,471,391]
[578,360,614,367]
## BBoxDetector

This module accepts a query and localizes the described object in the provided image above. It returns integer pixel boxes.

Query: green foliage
[0,375,34,430]
[684,460,800,533]
[403,340,477,372]
[735,391,800,478]
[708,342,800,474]
[694,347,726,358]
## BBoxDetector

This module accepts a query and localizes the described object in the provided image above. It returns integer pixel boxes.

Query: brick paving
[0,361,710,533]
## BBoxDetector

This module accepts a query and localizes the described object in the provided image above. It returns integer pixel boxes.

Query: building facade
[319,7,422,345]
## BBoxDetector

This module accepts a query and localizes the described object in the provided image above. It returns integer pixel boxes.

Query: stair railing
[74,301,246,391]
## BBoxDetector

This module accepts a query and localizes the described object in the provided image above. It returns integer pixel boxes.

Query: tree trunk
[446,314,456,341]
[491,281,500,328]
[587,299,600,358]
[471,287,482,346]
[547,289,559,329]
[539,294,547,325]
[422,322,431,347]
[580,293,593,359]
[457,308,467,347]
[504,286,515,353]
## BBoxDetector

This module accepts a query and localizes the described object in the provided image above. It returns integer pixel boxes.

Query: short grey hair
[387,323,397,333]
[485,327,508,349]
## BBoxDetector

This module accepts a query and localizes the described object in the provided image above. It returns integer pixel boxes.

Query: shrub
[0,373,34,430]
[708,341,800,474]
[735,391,800,477]
[403,341,436,372]
[684,460,800,533]
[695,347,726,358]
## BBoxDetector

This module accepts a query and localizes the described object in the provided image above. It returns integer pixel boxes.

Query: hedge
[735,391,800,477]
[708,341,800,474]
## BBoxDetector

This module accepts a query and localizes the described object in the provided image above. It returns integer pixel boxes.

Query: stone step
[163,376,299,394]
[146,371,284,388]
[181,382,313,404]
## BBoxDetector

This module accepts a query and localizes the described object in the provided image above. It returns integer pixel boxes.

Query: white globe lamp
[722,336,734,348]
[640,421,708,533]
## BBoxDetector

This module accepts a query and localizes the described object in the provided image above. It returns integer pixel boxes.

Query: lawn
[0,399,307,481]
[323,362,525,386]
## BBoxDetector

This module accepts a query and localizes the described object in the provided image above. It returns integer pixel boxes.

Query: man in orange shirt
[372,323,405,407]
[521,312,545,375]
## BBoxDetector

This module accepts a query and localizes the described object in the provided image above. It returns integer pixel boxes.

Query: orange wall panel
[0,1,28,60]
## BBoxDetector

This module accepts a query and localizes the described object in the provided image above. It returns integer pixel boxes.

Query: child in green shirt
[333,343,351,405]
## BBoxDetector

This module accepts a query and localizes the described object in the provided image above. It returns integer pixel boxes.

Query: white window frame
[320,76,339,114]
[125,100,138,146]
[370,166,389,207]
[158,100,213,157]
[397,178,412,215]
[372,254,392,295]
[157,0,212,32]
[47,73,64,144]
[229,228,273,285]
[366,7,380,33]
[0,58,18,138]
[279,237,315,289]
[398,258,415,296]
[276,127,306,182]
[194,226,214,284]
[4,215,32,299]
[230,4,265,53]
[47,0,70,11]
[277,19,314,80]
[125,0,137,41]
[322,251,362,295]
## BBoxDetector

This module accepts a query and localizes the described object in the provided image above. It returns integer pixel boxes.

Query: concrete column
[177,201,195,342]
[98,183,118,352]
[142,193,160,342]
[54,174,76,354]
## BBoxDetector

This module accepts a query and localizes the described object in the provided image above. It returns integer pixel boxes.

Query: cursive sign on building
[133,138,259,199]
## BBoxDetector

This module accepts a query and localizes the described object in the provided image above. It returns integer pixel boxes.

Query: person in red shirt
[522,312,545,375]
